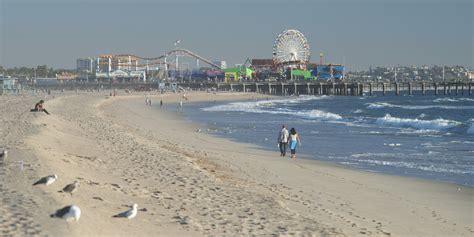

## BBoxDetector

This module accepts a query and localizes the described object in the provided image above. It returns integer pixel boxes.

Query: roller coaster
[97,48,221,70]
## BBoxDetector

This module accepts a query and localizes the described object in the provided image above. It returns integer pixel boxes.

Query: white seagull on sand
[33,174,58,186]
[113,203,138,219]
[59,181,79,196]
[50,205,81,222]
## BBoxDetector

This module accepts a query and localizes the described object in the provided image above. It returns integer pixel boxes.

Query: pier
[186,81,473,96]
[29,81,473,97]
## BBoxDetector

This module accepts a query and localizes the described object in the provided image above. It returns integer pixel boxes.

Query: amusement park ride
[273,29,311,71]
[96,48,221,76]
[93,29,342,82]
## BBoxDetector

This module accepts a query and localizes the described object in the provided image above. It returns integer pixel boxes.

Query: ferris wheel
[272,29,310,68]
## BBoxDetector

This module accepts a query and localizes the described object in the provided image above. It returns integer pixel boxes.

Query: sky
[0,0,472,70]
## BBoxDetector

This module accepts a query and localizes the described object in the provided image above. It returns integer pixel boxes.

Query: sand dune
[0,91,472,236]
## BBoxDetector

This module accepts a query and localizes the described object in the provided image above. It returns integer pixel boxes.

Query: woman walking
[288,128,301,159]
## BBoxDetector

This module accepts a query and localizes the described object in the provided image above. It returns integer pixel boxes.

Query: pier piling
[174,81,470,98]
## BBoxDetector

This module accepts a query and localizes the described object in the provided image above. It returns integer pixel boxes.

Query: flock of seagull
[1,148,138,223]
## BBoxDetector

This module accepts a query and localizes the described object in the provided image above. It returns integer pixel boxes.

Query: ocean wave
[350,152,400,159]
[202,97,342,121]
[467,124,474,134]
[203,95,327,112]
[296,110,342,120]
[366,102,474,110]
[434,97,474,103]
[376,114,461,131]
[355,159,473,175]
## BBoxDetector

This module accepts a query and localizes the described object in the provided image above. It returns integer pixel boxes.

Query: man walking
[277,125,289,157]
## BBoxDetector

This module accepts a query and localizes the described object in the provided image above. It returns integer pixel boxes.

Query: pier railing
[187,81,473,96]
[27,81,473,96]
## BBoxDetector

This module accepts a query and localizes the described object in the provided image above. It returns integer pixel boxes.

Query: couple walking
[278,125,301,159]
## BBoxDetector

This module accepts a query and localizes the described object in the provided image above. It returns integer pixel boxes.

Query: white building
[77,58,97,73]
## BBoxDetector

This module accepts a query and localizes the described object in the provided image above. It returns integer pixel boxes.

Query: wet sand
[0,91,472,236]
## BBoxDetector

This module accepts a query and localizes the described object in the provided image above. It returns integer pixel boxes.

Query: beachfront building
[95,69,146,83]
[0,76,19,94]
[223,67,254,82]
[77,57,97,73]
[56,72,79,84]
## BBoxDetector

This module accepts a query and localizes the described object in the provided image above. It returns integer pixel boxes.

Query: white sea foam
[376,114,461,131]
[366,102,474,110]
[355,159,473,174]
[350,152,400,159]
[434,97,474,103]
[295,110,342,120]
[203,96,326,112]
[467,124,474,134]
[202,97,342,121]
[433,98,459,103]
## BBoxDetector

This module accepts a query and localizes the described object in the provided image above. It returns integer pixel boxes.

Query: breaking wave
[366,102,474,110]
[434,97,474,103]
[354,159,473,175]
[375,114,461,131]
[202,96,342,121]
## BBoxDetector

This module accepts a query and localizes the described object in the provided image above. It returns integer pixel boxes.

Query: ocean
[175,92,474,186]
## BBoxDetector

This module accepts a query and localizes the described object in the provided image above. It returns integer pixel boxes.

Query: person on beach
[160,99,163,107]
[277,125,289,157]
[288,128,301,159]
[179,100,183,111]
[30,100,50,115]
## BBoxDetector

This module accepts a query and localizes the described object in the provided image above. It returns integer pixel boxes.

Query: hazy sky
[0,0,472,70]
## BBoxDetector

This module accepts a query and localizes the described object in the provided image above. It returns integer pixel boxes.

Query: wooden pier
[30,81,473,97]
[184,81,473,96]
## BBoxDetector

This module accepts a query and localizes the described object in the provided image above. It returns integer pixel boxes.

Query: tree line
[0,65,76,78]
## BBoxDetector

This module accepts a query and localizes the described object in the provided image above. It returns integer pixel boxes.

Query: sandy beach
[0,90,473,236]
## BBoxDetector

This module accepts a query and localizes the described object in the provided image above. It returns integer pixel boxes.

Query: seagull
[59,181,79,196]
[0,149,7,159]
[50,205,81,222]
[33,174,58,186]
[113,203,138,219]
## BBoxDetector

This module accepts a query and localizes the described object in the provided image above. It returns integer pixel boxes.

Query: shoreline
[1,91,473,236]
[177,96,474,188]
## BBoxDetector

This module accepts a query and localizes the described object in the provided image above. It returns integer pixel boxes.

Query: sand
[0,90,472,236]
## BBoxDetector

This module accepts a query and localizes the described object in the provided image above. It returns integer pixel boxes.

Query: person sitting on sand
[30,100,50,115]
[288,128,301,159]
